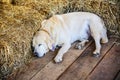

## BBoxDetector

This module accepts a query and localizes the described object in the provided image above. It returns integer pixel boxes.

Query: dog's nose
[34,52,38,56]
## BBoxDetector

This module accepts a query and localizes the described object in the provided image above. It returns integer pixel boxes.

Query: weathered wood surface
[31,41,93,80]
[7,38,120,80]
[115,71,120,80]
[15,51,56,80]
[58,38,116,80]
[86,44,120,80]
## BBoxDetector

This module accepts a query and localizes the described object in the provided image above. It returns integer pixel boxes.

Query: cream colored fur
[32,12,108,63]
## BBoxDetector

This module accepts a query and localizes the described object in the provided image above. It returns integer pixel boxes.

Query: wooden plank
[31,41,93,80]
[115,71,120,80]
[13,50,57,80]
[58,38,115,80]
[86,44,120,80]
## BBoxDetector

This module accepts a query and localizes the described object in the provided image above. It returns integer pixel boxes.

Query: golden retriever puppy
[32,12,108,63]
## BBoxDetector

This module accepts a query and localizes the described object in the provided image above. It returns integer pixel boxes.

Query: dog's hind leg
[92,34,101,57]
[89,21,105,57]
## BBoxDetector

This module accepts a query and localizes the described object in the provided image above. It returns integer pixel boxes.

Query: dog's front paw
[54,55,63,63]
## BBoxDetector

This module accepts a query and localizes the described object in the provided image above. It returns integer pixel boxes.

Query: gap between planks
[114,71,120,80]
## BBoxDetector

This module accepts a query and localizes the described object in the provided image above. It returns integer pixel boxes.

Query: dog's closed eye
[38,44,42,46]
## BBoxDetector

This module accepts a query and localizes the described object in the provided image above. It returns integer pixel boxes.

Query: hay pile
[0,0,119,79]
[12,0,69,18]
[12,0,120,33]
[0,3,45,79]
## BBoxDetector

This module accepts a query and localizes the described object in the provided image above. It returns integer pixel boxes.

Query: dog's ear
[41,20,47,28]
[41,19,54,28]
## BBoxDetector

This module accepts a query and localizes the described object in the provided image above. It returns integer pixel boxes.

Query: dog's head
[32,31,55,57]
[32,19,56,57]
[32,19,58,57]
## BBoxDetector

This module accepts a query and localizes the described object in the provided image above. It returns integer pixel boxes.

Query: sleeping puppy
[32,12,108,63]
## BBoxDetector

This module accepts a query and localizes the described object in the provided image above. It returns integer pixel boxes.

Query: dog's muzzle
[34,51,45,58]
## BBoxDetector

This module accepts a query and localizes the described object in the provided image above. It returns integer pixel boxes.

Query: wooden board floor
[8,38,120,80]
